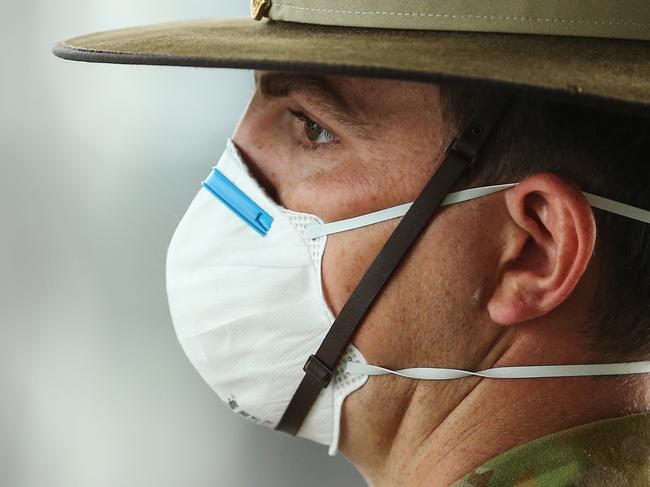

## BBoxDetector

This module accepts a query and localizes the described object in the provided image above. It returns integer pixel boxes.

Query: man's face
[232,72,503,455]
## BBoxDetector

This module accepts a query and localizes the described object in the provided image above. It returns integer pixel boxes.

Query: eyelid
[287,108,340,151]
[288,108,308,122]
[288,108,334,132]
[288,109,339,139]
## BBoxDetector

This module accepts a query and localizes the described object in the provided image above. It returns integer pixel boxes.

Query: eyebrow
[254,71,373,140]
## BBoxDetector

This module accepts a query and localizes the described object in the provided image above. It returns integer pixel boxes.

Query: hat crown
[258,0,650,41]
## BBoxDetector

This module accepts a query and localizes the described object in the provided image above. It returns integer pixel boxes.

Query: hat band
[265,0,650,41]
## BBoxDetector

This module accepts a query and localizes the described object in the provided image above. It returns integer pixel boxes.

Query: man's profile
[54,2,650,485]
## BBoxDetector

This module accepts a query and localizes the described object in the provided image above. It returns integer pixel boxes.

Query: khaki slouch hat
[53,0,650,115]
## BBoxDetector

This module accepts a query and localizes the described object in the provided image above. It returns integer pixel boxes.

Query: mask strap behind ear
[583,192,650,224]
[306,185,650,240]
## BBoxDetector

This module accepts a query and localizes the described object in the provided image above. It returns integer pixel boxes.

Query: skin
[232,72,650,487]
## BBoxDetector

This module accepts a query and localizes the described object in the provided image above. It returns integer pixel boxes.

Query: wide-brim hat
[53,1,650,115]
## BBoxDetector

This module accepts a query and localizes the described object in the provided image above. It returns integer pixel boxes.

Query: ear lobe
[487,173,597,325]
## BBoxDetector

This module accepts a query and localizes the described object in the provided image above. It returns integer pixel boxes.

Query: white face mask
[166,139,368,456]
[166,139,650,456]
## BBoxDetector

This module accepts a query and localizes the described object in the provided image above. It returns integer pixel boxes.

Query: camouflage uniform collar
[452,410,650,486]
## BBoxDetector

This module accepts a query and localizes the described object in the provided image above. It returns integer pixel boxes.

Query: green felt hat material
[53,11,650,115]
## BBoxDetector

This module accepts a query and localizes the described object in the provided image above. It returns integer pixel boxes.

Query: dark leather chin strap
[276,93,514,436]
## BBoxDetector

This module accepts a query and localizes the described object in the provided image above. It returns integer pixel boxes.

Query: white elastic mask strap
[346,360,650,380]
[305,183,516,239]
[582,192,650,224]
[306,183,650,240]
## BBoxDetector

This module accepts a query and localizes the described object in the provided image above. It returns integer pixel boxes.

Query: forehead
[254,71,440,119]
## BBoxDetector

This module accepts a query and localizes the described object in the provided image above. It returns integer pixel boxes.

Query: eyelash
[288,109,339,152]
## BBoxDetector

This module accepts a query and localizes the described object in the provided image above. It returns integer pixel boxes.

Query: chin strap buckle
[447,121,488,165]
[303,354,334,388]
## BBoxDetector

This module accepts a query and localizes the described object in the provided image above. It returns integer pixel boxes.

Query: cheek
[320,221,399,315]
[330,207,498,368]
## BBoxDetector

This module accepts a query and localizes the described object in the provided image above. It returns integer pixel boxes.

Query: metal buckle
[447,122,486,165]
[303,354,334,388]
[251,0,272,21]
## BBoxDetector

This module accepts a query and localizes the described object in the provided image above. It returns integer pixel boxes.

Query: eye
[303,118,335,144]
[289,110,338,147]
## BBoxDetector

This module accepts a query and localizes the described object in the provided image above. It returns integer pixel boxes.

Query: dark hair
[438,85,650,360]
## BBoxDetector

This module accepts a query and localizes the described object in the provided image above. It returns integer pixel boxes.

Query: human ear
[487,173,597,325]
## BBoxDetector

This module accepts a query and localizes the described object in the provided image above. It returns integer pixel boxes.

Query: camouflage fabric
[451,411,650,486]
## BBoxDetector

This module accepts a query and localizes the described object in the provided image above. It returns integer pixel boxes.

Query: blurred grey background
[1,1,365,486]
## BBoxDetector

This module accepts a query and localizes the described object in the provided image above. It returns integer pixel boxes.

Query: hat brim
[53,18,650,116]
